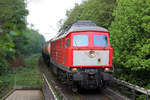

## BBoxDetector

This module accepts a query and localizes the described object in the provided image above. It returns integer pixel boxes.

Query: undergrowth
[0,53,42,98]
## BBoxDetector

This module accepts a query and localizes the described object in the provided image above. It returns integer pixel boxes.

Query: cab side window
[66,38,70,48]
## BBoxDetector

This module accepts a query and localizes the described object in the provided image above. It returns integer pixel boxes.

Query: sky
[27,0,82,41]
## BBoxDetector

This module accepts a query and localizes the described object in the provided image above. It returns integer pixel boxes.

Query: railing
[0,81,10,99]
[14,74,42,89]
[14,73,59,100]
[4,73,150,100]
[113,77,150,100]
[42,74,58,100]
[1,73,59,100]
[1,74,42,100]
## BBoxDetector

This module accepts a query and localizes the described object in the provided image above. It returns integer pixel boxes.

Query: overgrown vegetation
[0,54,42,98]
[0,0,45,95]
[109,0,150,87]
[59,0,116,30]
[60,0,150,99]
[0,0,45,75]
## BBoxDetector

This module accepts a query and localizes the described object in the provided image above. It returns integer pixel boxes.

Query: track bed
[39,57,126,100]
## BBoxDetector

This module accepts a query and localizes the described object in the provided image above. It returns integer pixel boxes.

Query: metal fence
[1,74,42,100]
[14,74,42,89]
[14,73,59,100]
[113,78,150,100]
[42,74,58,100]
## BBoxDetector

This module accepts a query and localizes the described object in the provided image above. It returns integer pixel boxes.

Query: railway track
[75,90,114,100]
[38,57,126,100]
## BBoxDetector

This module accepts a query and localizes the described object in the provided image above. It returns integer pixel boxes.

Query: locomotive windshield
[73,35,88,46]
[94,35,108,46]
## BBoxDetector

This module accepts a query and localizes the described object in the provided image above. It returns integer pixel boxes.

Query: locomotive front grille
[73,50,109,66]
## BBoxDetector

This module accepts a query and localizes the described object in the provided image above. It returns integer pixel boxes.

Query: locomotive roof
[51,20,108,41]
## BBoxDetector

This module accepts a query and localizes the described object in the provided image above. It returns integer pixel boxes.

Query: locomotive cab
[71,31,112,67]
[68,31,113,89]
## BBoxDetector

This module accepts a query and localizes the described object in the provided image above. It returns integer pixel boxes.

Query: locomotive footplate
[72,68,111,89]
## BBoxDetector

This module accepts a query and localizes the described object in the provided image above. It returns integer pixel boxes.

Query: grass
[0,53,42,98]
[15,73,42,86]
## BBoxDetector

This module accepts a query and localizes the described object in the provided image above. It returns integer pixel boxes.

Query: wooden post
[132,89,136,100]
[14,75,16,89]
[146,94,149,100]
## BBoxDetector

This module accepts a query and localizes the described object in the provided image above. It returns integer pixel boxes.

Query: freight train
[42,20,113,91]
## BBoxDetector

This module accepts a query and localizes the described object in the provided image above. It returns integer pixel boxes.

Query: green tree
[78,0,116,28]
[0,0,45,94]
[23,29,45,55]
[60,0,116,30]
[109,0,150,86]
[0,0,28,74]
[62,4,81,29]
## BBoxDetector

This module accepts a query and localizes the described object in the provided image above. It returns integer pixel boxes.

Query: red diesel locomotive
[42,20,113,90]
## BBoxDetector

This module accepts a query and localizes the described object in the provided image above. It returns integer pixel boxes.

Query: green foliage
[0,59,8,75]
[79,0,116,28]
[24,54,41,68]
[136,94,148,100]
[60,0,116,30]
[61,4,81,30]
[0,54,41,95]
[0,0,44,97]
[0,0,28,75]
[109,0,150,86]
[0,0,28,29]
[15,73,42,86]
[0,73,14,97]
[23,29,45,55]
[0,0,45,76]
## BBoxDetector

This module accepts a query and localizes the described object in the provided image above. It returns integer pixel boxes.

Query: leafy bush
[109,0,150,86]
[24,54,41,68]
[0,54,41,94]
[0,59,8,75]
[0,75,12,95]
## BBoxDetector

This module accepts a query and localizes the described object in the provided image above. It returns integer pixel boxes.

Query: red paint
[49,30,113,69]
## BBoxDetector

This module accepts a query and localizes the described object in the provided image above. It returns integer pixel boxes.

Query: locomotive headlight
[104,67,114,72]
[89,51,95,58]
[105,68,110,72]
[72,68,77,71]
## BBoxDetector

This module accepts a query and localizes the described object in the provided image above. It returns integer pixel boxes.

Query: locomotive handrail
[113,77,150,100]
